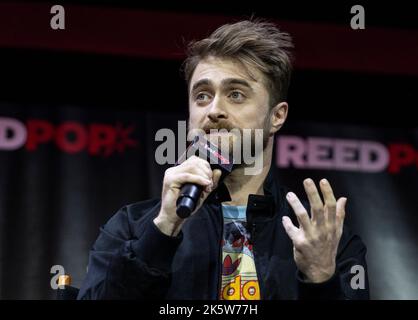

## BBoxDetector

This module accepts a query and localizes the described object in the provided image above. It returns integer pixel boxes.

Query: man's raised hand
[282,178,347,283]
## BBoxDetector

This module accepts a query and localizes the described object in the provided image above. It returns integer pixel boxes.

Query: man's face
[187,56,273,159]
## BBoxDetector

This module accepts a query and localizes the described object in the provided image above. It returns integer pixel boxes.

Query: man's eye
[196,93,211,102]
[229,91,245,102]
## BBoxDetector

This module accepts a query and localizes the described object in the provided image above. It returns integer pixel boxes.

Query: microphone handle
[176,183,203,219]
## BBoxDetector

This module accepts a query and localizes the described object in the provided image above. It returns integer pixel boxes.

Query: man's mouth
[204,127,233,135]
[205,130,231,135]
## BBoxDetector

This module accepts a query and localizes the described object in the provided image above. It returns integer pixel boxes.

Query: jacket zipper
[216,202,224,300]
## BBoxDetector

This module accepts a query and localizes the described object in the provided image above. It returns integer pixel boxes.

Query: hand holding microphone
[153,136,233,237]
[153,155,222,236]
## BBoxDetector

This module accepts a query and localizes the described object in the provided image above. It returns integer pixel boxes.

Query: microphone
[175,135,234,219]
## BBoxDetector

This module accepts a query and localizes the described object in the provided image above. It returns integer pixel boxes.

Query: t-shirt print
[220,205,260,300]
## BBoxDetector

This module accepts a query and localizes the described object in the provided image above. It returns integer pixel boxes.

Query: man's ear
[269,102,288,134]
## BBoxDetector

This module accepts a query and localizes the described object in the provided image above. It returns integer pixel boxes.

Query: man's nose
[207,96,228,122]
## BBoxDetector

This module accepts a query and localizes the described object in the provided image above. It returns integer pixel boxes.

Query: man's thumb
[212,169,222,188]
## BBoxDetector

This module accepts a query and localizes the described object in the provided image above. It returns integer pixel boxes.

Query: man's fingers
[286,192,312,232]
[303,178,325,225]
[171,173,212,189]
[183,157,213,179]
[336,197,347,226]
[282,216,299,242]
[319,179,337,226]
[198,172,223,205]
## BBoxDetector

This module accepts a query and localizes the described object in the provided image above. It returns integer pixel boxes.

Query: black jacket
[77,169,369,300]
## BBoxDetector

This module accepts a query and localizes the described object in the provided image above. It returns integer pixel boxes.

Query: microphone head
[176,135,234,174]
[175,135,234,219]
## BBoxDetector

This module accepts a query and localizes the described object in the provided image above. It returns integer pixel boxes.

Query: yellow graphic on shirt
[220,252,260,300]
[220,205,260,300]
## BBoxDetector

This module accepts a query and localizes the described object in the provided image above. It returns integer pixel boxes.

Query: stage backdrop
[0,104,417,299]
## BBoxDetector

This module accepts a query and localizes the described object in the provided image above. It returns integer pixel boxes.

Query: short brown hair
[183,20,294,105]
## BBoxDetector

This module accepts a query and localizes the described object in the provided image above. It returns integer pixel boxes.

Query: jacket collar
[206,166,282,222]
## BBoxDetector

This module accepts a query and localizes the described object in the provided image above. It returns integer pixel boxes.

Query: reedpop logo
[154,121,264,175]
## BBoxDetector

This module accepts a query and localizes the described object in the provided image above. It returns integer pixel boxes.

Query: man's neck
[222,143,272,207]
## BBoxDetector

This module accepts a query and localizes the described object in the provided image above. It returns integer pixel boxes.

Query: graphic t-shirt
[220,205,260,300]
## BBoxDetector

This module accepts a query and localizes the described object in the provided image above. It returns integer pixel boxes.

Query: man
[78,20,369,300]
